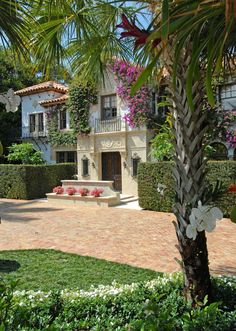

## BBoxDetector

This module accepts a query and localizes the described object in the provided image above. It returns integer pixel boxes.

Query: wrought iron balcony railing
[94,117,121,133]
[22,126,47,139]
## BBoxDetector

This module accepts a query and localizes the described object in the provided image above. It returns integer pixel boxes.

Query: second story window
[102,95,117,120]
[29,114,36,132]
[38,113,44,131]
[59,109,67,129]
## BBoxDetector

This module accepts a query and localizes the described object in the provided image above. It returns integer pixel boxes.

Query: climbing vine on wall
[46,105,77,146]
[46,84,97,146]
[67,84,97,134]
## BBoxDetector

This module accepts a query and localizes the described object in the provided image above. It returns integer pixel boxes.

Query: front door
[102,152,122,192]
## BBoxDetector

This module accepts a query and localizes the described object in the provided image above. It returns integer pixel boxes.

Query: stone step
[120,196,138,204]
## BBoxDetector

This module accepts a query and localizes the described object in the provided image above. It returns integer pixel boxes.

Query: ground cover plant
[0,249,161,292]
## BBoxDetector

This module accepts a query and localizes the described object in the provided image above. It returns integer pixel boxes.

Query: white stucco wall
[20,90,64,163]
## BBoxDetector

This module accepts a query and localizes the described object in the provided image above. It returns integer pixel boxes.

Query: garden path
[0,198,235,276]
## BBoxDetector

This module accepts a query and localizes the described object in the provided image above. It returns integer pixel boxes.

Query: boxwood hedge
[0,163,76,199]
[138,161,236,216]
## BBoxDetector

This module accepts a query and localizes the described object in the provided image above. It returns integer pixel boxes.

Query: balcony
[94,117,122,133]
[22,126,47,139]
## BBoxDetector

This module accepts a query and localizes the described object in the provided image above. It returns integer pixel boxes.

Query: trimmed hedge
[138,161,236,216]
[1,274,236,330]
[0,163,76,199]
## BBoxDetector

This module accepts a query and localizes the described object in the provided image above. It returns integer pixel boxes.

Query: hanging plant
[67,84,97,135]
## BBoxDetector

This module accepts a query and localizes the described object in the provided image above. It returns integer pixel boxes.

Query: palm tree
[123,0,236,303]
[0,0,34,53]
[29,0,235,304]
[30,0,138,82]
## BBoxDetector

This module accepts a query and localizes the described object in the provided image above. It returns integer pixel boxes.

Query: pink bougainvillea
[224,110,236,147]
[112,59,152,128]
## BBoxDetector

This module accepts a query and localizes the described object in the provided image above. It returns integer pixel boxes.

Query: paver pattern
[0,198,235,275]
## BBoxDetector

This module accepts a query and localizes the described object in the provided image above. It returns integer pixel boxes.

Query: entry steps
[120,195,138,204]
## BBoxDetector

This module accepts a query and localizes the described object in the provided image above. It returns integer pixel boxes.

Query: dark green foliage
[0,164,76,199]
[0,48,42,154]
[138,161,175,212]
[138,161,236,216]
[46,84,97,146]
[47,106,77,147]
[0,273,235,330]
[68,84,97,135]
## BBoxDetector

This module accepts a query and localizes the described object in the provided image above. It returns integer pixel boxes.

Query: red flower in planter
[53,186,64,194]
[90,188,104,198]
[78,188,89,196]
[228,184,236,193]
[66,187,77,196]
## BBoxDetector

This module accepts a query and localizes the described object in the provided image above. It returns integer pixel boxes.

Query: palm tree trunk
[166,52,212,304]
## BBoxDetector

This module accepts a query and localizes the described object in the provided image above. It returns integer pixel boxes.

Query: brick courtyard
[0,198,235,275]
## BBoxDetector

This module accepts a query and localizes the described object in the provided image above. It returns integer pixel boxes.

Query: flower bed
[1,273,236,330]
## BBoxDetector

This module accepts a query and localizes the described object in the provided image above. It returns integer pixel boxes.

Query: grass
[0,249,161,291]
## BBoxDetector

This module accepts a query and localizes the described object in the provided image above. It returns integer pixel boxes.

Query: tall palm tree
[125,0,236,303]
[30,0,235,304]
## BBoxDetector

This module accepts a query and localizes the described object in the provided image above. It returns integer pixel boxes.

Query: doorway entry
[102,152,122,191]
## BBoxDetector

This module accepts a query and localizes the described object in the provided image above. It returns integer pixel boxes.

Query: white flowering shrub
[186,201,223,240]
[1,273,236,330]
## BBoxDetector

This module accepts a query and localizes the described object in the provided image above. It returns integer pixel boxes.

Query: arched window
[209,143,228,160]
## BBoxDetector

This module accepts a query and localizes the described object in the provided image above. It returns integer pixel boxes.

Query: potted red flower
[66,187,77,196]
[78,188,89,196]
[53,186,64,194]
[90,188,104,198]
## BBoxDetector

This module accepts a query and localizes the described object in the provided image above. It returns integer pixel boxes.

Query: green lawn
[0,249,161,291]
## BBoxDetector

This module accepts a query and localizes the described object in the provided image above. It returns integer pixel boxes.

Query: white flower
[186,201,223,240]
[157,183,167,196]
[186,224,198,240]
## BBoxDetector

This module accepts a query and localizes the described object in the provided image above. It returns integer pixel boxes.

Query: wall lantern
[131,153,141,177]
[123,161,127,168]
[81,155,89,176]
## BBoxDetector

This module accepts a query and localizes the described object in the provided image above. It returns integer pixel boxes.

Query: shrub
[0,164,76,199]
[6,143,45,164]
[138,161,236,216]
[0,274,235,330]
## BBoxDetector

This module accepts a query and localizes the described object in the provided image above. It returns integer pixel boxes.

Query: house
[15,71,236,197]
[15,74,155,196]
[15,81,77,164]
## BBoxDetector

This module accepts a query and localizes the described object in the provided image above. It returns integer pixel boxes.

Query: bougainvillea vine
[112,59,152,128]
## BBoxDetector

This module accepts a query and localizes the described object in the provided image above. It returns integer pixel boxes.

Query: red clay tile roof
[15,81,68,96]
[39,95,68,107]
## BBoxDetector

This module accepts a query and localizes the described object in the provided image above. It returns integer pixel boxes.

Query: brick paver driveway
[0,198,235,275]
